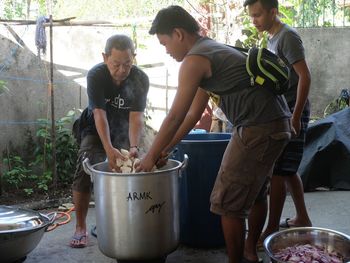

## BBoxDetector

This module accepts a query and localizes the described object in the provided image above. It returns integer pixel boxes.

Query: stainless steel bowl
[0,205,55,263]
[264,227,350,262]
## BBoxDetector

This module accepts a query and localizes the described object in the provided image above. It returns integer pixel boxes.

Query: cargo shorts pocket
[270,131,291,141]
[211,182,250,213]
[236,126,270,163]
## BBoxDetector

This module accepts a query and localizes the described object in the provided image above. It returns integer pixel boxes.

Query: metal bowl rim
[263,227,350,262]
[0,206,51,234]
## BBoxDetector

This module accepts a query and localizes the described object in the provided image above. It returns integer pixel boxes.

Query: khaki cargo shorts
[210,119,291,219]
[72,135,106,193]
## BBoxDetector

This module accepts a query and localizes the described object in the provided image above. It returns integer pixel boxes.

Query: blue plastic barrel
[173,132,231,248]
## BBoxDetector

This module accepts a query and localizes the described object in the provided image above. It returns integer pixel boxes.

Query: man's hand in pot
[106,147,128,171]
[129,146,139,158]
[155,150,176,168]
[134,153,157,172]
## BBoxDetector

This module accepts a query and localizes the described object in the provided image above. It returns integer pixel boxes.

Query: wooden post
[343,0,345,26]
[165,68,169,114]
[0,161,2,196]
[49,14,57,191]
[79,85,82,109]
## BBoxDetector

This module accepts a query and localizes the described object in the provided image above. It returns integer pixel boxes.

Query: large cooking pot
[83,156,188,261]
[0,205,55,263]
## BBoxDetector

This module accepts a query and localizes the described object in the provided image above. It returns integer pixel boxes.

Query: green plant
[2,110,79,196]
[1,0,53,19]
[235,12,268,48]
[2,0,26,19]
[323,89,350,117]
[294,0,341,27]
[0,80,9,96]
[23,188,34,196]
[279,5,296,26]
[3,155,31,190]
[32,110,79,189]
[36,170,52,191]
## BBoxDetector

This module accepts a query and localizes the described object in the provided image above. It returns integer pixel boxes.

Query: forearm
[164,112,201,153]
[293,74,310,119]
[129,113,144,148]
[291,60,311,120]
[93,109,113,153]
[151,89,209,158]
[136,55,211,172]
[147,113,184,162]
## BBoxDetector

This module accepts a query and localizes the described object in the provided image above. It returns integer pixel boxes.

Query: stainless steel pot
[83,156,188,261]
[264,227,350,263]
[0,205,55,263]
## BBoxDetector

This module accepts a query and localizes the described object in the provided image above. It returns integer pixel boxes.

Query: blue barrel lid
[182,132,231,142]
[189,129,207,134]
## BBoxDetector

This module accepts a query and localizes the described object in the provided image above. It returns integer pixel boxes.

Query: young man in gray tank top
[135,5,292,263]
[244,0,312,262]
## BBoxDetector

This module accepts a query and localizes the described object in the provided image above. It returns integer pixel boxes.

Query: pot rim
[89,158,183,176]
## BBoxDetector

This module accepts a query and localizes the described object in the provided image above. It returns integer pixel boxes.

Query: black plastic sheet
[299,108,350,191]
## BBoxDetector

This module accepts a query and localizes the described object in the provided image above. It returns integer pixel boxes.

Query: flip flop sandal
[70,232,88,248]
[257,239,265,251]
[241,257,263,263]
[279,217,292,228]
[91,225,97,238]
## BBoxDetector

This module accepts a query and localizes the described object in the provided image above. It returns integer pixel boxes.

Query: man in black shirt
[70,34,149,248]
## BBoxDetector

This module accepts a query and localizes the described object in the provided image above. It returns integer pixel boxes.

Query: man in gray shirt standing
[244,0,312,262]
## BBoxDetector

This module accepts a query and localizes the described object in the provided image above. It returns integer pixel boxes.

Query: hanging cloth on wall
[35,16,49,57]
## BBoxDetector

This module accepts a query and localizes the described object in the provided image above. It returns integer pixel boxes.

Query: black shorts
[273,100,310,176]
[72,135,106,193]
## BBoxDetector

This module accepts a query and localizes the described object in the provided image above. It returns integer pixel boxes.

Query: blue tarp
[299,108,350,191]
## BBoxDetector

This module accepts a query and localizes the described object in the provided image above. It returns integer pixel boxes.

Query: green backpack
[228,45,290,95]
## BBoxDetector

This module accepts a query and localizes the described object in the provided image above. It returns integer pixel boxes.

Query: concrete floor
[24,190,350,263]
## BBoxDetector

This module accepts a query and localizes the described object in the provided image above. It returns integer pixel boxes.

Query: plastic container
[189,129,207,134]
[173,132,231,248]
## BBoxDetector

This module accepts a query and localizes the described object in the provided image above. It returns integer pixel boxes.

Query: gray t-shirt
[268,24,305,102]
[187,37,290,127]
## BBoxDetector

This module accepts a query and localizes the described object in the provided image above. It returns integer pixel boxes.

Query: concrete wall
[0,25,147,157]
[0,26,89,157]
[0,26,349,158]
[298,27,350,117]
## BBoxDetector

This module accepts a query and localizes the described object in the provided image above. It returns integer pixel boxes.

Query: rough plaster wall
[298,28,350,117]
[0,25,140,161]
[0,26,89,158]
[0,36,50,156]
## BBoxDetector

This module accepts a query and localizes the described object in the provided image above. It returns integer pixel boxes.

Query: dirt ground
[0,185,72,209]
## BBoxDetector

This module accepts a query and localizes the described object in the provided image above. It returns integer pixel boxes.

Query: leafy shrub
[2,110,79,196]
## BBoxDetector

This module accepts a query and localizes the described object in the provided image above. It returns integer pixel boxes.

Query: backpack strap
[225,44,255,85]
[225,44,249,53]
